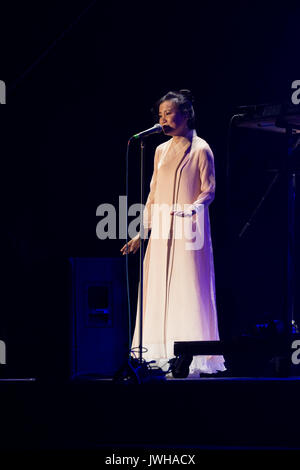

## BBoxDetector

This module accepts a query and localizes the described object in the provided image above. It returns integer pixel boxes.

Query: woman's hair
[152,89,196,129]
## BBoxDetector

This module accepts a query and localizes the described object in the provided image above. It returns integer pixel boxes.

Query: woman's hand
[170,207,196,217]
[120,234,140,255]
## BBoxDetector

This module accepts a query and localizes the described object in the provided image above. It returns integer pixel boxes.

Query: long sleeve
[143,146,160,230]
[192,145,216,208]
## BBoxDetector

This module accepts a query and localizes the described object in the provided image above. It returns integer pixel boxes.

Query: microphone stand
[114,135,165,383]
[139,139,145,364]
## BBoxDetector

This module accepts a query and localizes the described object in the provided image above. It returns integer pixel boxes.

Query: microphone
[132,123,162,139]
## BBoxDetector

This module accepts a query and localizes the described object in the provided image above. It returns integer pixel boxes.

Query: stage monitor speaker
[70,257,128,379]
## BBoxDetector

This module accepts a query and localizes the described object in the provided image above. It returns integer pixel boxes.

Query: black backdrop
[0,0,300,378]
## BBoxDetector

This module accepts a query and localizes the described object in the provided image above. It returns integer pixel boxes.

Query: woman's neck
[172,128,193,142]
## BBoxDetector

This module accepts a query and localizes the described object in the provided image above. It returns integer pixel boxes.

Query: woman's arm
[193,144,216,208]
[171,144,216,218]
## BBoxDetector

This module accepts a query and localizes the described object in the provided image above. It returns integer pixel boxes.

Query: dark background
[0,0,300,379]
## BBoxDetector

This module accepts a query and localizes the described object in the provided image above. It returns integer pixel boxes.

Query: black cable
[125,139,132,360]
[7,0,98,93]
[238,172,279,238]
[125,139,150,363]
[225,113,245,219]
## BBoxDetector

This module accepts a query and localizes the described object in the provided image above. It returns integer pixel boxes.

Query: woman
[121,90,225,376]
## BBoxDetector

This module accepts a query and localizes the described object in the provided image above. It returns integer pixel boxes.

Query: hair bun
[179,89,194,103]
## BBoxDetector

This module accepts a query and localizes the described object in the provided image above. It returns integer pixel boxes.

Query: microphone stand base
[113,357,166,384]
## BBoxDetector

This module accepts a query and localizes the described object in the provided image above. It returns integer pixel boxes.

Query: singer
[121,90,225,376]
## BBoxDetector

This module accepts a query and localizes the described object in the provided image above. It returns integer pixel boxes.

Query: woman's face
[158,99,189,136]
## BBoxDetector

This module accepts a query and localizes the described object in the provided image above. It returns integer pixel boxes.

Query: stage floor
[0,375,300,451]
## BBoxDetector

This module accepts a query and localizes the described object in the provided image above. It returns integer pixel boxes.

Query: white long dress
[132,129,225,375]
